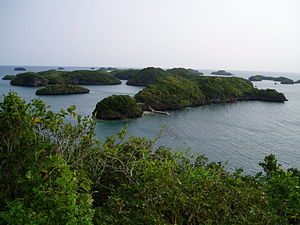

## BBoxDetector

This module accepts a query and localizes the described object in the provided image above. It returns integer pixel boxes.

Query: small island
[93,95,143,120]
[249,75,294,84]
[2,75,16,80]
[36,84,90,95]
[211,70,233,76]
[14,67,26,71]
[58,67,65,70]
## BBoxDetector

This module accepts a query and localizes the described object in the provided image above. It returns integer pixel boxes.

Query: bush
[0,92,298,224]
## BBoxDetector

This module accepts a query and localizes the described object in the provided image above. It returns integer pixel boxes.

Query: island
[249,75,294,84]
[135,76,286,111]
[2,75,16,80]
[126,67,201,86]
[93,73,287,120]
[92,95,143,120]
[36,84,89,95]
[166,68,202,79]
[110,69,140,80]
[10,72,48,86]
[211,70,233,76]
[58,67,65,70]
[10,70,121,87]
[14,67,26,71]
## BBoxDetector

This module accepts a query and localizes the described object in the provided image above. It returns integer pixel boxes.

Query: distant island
[211,70,233,76]
[10,70,121,87]
[93,95,143,120]
[98,67,118,71]
[93,69,287,120]
[248,75,297,84]
[14,67,26,71]
[58,67,64,70]
[36,84,89,95]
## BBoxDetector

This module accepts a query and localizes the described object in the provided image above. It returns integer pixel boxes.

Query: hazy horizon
[1,0,299,73]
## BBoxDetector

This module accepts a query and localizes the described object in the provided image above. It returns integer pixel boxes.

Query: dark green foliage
[0,92,299,224]
[253,89,287,102]
[93,95,143,120]
[36,84,90,95]
[0,92,95,224]
[2,75,16,80]
[126,67,170,86]
[166,68,200,79]
[135,76,205,110]
[211,70,233,75]
[10,72,48,86]
[10,70,121,86]
[126,67,203,87]
[187,68,203,75]
[249,75,294,84]
[135,76,287,110]
[60,70,121,85]
[110,69,140,80]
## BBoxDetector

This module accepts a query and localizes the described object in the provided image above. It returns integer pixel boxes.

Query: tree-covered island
[36,84,90,95]
[135,76,287,111]
[126,67,202,86]
[249,75,295,84]
[94,72,287,120]
[2,75,16,80]
[93,95,143,120]
[211,70,233,76]
[10,70,121,87]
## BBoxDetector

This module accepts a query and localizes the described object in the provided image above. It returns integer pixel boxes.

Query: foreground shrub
[0,92,299,224]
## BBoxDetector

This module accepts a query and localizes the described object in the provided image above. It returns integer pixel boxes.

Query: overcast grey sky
[0,0,299,72]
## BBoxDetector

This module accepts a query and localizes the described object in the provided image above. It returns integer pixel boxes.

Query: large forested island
[36,84,90,95]
[135,76,287,111]
[94,72,287,120]
[10,70,121,86]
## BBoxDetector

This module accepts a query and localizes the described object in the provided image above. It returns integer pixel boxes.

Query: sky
[0,0,299,72]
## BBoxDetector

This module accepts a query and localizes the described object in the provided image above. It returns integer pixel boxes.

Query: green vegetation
[0,92,299,224]
[135,76,287,110]
[36,84,90,95]
[126,67,203,86]
[93,95,143,120]
[166,68,201,79]
[211,70,233,75]
[10,72,48,86]
[60,70,121,85]
[110,69,140,80]
[249,75,294,84]
[135,76,205,110]
[10,70,121,86]
[126,67,169,86]
[2,75,16,81]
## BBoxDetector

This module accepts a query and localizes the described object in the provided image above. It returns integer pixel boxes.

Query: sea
[1,65,299,174]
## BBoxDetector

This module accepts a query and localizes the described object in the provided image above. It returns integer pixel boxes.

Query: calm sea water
[1,65,299,174]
